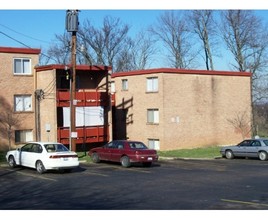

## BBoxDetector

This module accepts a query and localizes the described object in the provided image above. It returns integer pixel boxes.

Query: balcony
[57,126,109,145]
[56,89,114,107]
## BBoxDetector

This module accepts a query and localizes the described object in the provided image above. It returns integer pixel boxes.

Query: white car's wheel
[259,151,268,161]
[8,155,16,168]
[36,160,46,174]
[225,150,234,159]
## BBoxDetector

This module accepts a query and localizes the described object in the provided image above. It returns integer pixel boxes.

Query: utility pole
[66,10,79,151]
[35,89,44,142]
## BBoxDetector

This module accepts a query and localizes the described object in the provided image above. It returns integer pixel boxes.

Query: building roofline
[112,68,252,78]
[35,64,112,72]
[0,46,41,54]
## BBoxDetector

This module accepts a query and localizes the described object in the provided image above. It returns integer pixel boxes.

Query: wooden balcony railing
[57,126,109,145]
[56,89,115,107]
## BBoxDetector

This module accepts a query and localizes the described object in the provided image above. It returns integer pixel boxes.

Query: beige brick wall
[113,71,252,150]
[0,51,39,149]
[36,69,58,142]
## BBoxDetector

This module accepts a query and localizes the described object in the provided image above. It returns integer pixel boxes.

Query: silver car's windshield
[238,140,253,146]
[263,140,268,146]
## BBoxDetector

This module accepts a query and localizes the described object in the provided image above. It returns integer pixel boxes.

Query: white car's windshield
[45,144,69,152]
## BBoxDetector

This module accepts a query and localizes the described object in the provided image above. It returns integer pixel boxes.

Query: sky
[1,1,268,71]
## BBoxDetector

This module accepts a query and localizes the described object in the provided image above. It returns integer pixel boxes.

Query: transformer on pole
[65,10,79,152]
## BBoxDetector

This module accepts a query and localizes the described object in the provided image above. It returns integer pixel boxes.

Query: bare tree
[114,38,135,72]
[46,33,71,65]
[131,30,157,70]
[220,10,268,73]
[78,16,130,69]
[150,11,197,69]
[220,10,268,136]
[187,10,217,70]
[46,15,131,71]
[227,110,252,139]
[78,19,105,65]
[115,30,157,72]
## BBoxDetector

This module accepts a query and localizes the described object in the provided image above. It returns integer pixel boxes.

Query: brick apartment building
[35,64,113,151]
[0,46,113,151]
[111,68,252,150]
[0,46,252,152]
[0,47,40,150]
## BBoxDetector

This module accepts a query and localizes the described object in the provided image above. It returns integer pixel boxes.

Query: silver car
[220,138,268,161]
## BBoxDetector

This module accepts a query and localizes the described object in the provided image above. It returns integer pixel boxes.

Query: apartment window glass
[148,139,160,150]
[147,77,158,92]
[15,130,33,143]
[14,58,31,75]
[122,79,128,91]
[111,81,115,93]
[147,109,159,123]
[14,95,32,112]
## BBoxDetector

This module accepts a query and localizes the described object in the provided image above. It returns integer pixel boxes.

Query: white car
[6,142,80,174]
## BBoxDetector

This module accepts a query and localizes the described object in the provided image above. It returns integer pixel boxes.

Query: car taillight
[49,155,78,159]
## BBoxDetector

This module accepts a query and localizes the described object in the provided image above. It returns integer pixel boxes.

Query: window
[63,106,104,127]
[148,139,160,150]
[31,144,43,153]
[122,79,128,91]
[147,77,158,92]
[13,58,31,75]
[111,81,115,93]
[147,109,159,124]
[15,130,33,143]
[14,95,32,112]
[251,141,261,146]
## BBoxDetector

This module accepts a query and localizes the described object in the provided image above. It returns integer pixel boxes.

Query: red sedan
[88,140,158,167]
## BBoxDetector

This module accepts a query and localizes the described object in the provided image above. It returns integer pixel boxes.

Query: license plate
[63,158,69,161]
[147,157,153,161]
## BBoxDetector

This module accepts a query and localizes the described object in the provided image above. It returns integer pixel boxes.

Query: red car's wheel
[92,152,100,163]
[121,156,131,168]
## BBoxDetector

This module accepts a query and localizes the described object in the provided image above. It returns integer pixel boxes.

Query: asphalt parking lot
[1,158,268,210]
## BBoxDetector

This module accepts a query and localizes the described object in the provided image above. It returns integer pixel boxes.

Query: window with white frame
[13,58,31,75]
[111,81,115,93]
[147,109,159,124]
[14,95,32,112]
[63,106,104,127]
[15,130,33,143]
[122,79,128,91]
[147,77,158,92]
[148,139,160,150]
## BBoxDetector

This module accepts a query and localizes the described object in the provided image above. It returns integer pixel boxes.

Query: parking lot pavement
[1,158,268,210]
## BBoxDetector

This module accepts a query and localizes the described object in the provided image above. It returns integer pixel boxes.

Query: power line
[0,30,32,48]
[0,30,59,64]
[0,23,51,44]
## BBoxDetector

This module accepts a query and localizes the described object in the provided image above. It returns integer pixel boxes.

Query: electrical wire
[0,30,58,63]
[0,23,51,44]
[0,30,31,48]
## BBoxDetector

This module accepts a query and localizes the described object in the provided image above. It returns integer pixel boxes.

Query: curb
[159,156,222,161]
